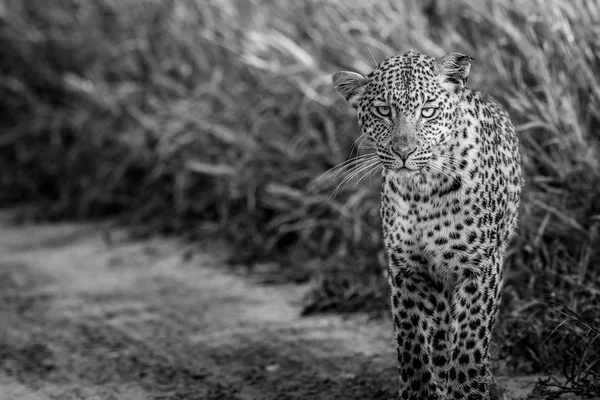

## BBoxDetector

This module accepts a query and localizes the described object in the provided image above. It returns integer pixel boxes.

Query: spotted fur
[332,51,523,400]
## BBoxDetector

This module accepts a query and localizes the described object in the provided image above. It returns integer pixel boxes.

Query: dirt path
[0,214,540,400]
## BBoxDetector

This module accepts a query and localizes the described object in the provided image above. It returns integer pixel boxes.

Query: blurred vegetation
[0,0,599,395]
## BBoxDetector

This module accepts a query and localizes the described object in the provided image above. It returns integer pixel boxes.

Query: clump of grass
[1,0,599,391]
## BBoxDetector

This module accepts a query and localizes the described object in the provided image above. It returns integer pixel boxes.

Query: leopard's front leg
[388,257,449,400]
[446,254,504,400]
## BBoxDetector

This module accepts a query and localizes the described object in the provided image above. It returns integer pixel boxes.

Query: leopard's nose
[391,146,417,161]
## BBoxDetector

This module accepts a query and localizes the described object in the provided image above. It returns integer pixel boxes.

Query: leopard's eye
[374,105,392,118]
[421,107,439,119]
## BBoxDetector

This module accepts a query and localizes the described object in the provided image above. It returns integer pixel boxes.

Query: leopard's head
[333,51,473,180]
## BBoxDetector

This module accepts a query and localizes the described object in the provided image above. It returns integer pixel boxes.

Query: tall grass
[1,0,599,394]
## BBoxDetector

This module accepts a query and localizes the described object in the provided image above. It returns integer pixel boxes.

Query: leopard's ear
[332,71,368,108]
[434,53,473,91]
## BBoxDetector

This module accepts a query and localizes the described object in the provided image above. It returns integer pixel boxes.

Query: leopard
[332,51,523,400]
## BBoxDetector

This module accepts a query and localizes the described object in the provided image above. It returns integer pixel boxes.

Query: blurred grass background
[1,0,599,395]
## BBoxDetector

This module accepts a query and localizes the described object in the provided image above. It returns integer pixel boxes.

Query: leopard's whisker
[331,159,381,198]
[357,136,374,152]
[349,133,370,155]
[317,153,378,181]
[336,157,379,183]
[352,160,384,188]
[336,159,380,190]
[369,165,385,187]
[337,154,379,175]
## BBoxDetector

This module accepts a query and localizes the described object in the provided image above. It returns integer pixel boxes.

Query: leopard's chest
[381,182,481,278]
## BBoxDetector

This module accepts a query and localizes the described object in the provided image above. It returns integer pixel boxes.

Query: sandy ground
[0,214,544,400]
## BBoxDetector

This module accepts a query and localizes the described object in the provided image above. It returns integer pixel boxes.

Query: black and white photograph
[0,1,598,399]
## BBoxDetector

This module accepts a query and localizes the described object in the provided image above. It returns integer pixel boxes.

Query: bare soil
[0,214,542,399]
